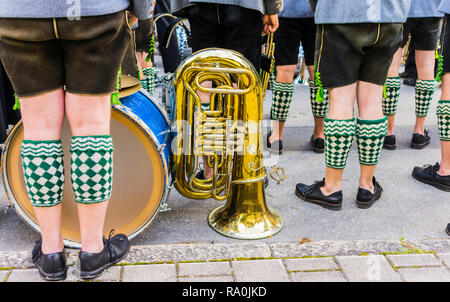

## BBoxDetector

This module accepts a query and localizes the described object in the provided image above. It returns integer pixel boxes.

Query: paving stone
[0,270,9,282]
[398,267,450,282]
[270,240,406,258]
[386,254,441,267]
[122,264,176,282]
[232,259,290,282]
[290,271,347,282]
[284,257,338,271]
[7,268,47,282]
[178,261,231,277]
[436,253,450,268]
[336,255,401,282]
[179,275,234,282]
[125,243,271,263]
[89,266,122,282]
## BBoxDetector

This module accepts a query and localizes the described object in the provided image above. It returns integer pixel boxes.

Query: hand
[263,14,279,34]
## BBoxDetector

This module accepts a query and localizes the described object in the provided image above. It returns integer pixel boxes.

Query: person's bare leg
[270,64,296,143]
[65,92,111,253]
[321,83,356,195]
[357,81,385,192]
[20,89,65,254]
[386,48,403,135]
[414,50,436,134]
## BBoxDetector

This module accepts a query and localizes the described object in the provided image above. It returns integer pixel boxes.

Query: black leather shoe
[411,129,431,149]
[264,131,283,155]
[383,134,396,150]
[356,177,383,209]
[78,230,130,280]
[310,135,325,154]
[295,179,342,211]
[446,223,450,236]
[412,163,450,192]
[31,240,67,281]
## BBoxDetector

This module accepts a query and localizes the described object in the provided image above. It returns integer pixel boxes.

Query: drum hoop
[0,121,43,237]
[1,106,171,247]
[111,105,170,235]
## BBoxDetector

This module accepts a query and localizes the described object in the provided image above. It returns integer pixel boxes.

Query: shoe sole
[36,267,67,281]
[79,244,131,280]
[410,141,430,149]
[412,171,450,192]
[312,146,325,154]
[295,189,342,211]
[356,193,382,209]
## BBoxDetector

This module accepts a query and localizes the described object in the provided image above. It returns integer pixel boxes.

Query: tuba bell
[171,48,284,239]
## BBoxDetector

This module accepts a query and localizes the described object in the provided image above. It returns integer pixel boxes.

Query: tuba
[171,48,284,239]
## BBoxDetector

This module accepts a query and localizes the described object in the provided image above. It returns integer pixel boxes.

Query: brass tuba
[171,48,284,239]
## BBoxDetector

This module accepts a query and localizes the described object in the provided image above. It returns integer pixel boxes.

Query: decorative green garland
[145,35,155,63]
[435,54,444,83]
[314,63,324,102]
[111,67,122,105]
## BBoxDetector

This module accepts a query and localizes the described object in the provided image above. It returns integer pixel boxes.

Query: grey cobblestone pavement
[1,240,450,282]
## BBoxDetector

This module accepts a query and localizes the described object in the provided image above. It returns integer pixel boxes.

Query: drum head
[2,108,167,248]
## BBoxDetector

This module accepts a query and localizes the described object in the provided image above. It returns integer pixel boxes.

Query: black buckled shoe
[411,129,431,149]
[310,135,325,154]
[31,240,67,281]
[383,134,396,150]
[295,179,342,211]
[78,230,130,280]
[412,163,450,192]
[446,223,450,236]
[264,131,283,155]
[356,177,383,209]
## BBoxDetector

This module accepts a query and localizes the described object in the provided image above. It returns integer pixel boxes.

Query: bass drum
[1,90,171,248]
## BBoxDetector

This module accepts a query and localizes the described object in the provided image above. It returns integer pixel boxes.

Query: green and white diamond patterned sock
[270,81,294,122]
[415,79,435,117]
[21,140,64,207]
[70,136,114,204]
[142,67,157,95]
[382,77,401,116]
[356,117,388,166]
[437,100,450,141]
[324,118,356,169]
[309,81,329,118]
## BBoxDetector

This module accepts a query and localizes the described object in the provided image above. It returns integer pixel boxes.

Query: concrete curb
[1,239,449,269]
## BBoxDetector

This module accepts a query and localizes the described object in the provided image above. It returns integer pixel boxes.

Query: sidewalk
[1,239,449,282]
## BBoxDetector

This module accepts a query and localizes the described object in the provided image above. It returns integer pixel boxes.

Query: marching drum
[1,90,172,248]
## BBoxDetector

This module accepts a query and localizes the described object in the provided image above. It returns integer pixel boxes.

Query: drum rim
[0,121,42,240]
[1,105,170,248]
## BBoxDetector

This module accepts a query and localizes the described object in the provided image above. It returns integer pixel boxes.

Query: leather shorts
[401,17,443,51]
[186,3,263,71]
[315,23,403,88]
[0,11,132,98]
